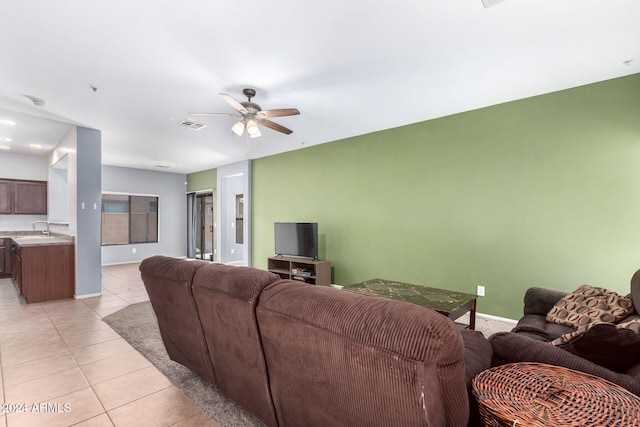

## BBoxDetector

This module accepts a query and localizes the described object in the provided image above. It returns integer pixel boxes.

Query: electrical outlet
[132,247,136,254]
[477,285,485,297]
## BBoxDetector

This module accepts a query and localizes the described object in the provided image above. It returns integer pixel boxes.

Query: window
[101,194,158,245]
[235,194,243,244]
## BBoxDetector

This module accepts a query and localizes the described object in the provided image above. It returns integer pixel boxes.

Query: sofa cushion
[523,287,569,316]
[257,280,469,427]
[512,313,575,342]
[191,264,281,427]
[139,256,216,385]
[622,317,640,332]
[546,285,634,328]
[550,319,640,372]
[460,330,492,387]
[460,330,492,427]
[489,332,640,396]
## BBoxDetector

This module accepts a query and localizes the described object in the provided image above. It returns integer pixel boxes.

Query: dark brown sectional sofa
[139,255,491,427]
[490,285,640,396]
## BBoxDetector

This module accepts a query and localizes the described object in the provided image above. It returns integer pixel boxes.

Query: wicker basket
[472,362,640,427]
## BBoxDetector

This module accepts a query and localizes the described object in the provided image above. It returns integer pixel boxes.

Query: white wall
[49,128,77,233]
[0,153,48,230]
[47,126,102,298]
[0,152,48,180]
[49,156,69,223]
[101,165,188,264]
[220,174,243,263]
[217,160,251,266]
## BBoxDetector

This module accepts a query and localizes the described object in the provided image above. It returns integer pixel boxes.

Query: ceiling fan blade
[257,108,300,119]
[188,112,241,117]
[258,118,294,135]
[220,93,248,114]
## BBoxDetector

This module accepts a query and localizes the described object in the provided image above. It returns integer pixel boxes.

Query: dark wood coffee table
[345,278,477,330]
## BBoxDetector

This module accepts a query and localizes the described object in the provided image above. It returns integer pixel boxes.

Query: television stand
[267,256,331,286]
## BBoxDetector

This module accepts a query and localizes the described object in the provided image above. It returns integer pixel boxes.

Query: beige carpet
[467,312,517,337]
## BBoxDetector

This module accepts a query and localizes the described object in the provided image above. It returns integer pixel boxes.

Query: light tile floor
[0,263,220,427]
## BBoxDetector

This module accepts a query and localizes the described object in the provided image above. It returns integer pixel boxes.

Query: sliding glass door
[187,192,214,260]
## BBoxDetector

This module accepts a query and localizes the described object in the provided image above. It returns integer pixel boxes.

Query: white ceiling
[0,0,638,174]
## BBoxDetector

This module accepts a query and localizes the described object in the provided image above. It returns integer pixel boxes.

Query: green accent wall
[252,73,640,320]
[187,168,217,193]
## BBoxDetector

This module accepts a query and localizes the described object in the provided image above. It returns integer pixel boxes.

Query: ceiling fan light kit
[189,88,300,138]
[246,119,261,138]
[231,120,245,136]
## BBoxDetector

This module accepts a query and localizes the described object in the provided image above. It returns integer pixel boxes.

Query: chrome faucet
[32,220,50,236]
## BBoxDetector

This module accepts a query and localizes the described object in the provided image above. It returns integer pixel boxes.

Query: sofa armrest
[489,332,640,396]
[523,287,567,316]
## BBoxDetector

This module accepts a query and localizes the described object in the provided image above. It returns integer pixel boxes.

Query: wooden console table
[267,256,331,286]
[345,278,477,330]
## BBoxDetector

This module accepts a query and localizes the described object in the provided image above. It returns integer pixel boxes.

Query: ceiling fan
[189,88,300,138]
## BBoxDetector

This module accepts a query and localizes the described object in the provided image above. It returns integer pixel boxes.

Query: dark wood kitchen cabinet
[0,179,47,215]
[0,238,8,276]
[0,180,11,214]
[11,241,74,303]
[13,180,47,214]
[11,242,21,291]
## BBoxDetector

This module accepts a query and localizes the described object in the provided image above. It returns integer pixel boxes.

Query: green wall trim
[252,73,640,319]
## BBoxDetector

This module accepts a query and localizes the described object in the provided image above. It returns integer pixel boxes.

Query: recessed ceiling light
[0,145,10,150]
[0,119,16,126]
[29,144,43,149]
[0,137,12,142]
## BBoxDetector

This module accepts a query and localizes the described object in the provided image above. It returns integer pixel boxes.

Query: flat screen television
[274,222,318,259]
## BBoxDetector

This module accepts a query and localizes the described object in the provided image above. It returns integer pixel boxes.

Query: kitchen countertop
[0,231,75,247]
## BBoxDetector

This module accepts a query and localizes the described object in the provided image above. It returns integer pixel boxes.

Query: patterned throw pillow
[546,284,635,328]
[552,317,640,345]
[550,318,640,372]
[618,317,640,333]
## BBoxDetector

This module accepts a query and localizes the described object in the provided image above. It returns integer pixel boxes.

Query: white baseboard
[224,260,246,266]
[477,312,518,324]
[101,260,143,266]
[74,292,102,299]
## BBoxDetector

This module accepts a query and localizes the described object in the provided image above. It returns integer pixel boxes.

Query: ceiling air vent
[177,119,207,130]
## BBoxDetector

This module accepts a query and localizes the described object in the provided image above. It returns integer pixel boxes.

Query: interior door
[194,193,214,260]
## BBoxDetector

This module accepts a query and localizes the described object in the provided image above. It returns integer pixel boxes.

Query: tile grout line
[96,266,208,426]
[74,274,138,426]
[40,302,112,426]
[1,264,205,426]
[65,267,152,426]
[30,279,137,425]
[1,338,8,427]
